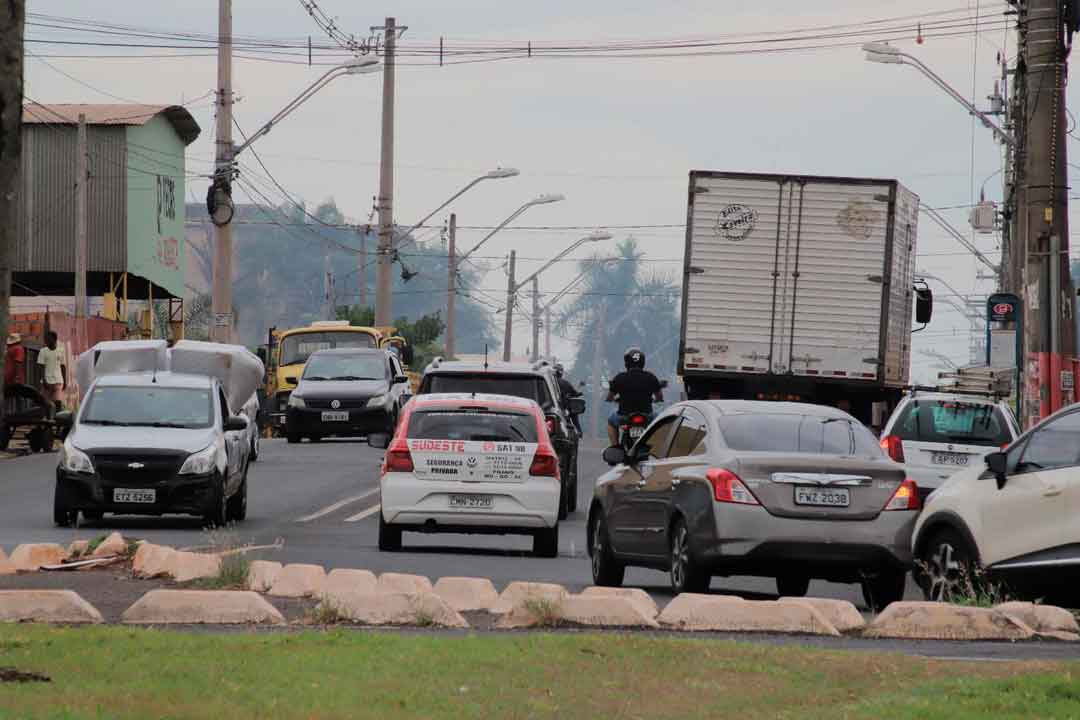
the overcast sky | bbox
[25,1,1075,380]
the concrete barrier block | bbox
[433,577,499,612]
[781,597,865,633]
[0,590,103,624]
[268,564,327,598]
[322,591,468,628]
[490,582,569,615]
[90,532,128,558]
[323,569,377,599]
[376,573,433,595]
[167,551,223,583]
[132,544,177,578]
[658,594,840,636]
[995,602,1080,635]
[864,601,1035,641]
[67,540,90,558]
[497,595,658,629]
[122,590,285,625]
[246,560,284,592]
[0,549,16,576]
[580,587,659,619]
[9,543,68,571]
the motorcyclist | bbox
[553,363,582,434]
[605,347,664,446]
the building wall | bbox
[13,124,127,275]
[125,114,187,299]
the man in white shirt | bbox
[37,331,67,417]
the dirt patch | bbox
[0,667,50,683]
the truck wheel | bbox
[533,524,559,558]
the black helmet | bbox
[553,363,565,377]
[624,347,645,370]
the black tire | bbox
[670,518,709,594]
[29,426,53,453]
[557,481,569,521]
[227,472,248,522]
[590,515,624,586]
[286,432,300,444]
[0,424,11,451]
[82,511,103,522]
[203,475,229,528]
[378,512,402,551]
[53,481,77,528]
[533,524,559,558]
[862,570,908,612]
[249,434,259,462]
[567,453,579,513]
[308,434,322,443]
[776,575,811,598]
[916,528,978,603]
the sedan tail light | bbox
[529,444,560,478]
[707,468,759,505]
[879,434,905,463]
[883,478,921,511]
[383,436,414,473]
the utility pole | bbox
[445,213,457,358]
[589,303,606,440]
[210,0,234,342]
[531,276,540,362]
[1018,0,1075,424]
[0,0,26,425]
[74,113,88,353]
[373,17,397,327]
[359,231,368,308]
[323,253,333,320]
[502,250,516,361]
[545,307,551,360]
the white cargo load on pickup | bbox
[680,171,918,387]
[76,339,264,411]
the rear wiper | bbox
[304,376,329,381]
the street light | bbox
[861,42,1015,147]
[457,193,565,266]
[503,230,612,361]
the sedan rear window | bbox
[408,411,538,443]
[424,374,552,408]
[718,414,877,456]
[892,400,1012,447]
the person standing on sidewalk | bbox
[5,333,25,387]
[37,331,66,417]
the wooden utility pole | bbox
[210,0,234,342]
[445,213,457,358]
[1018,0,1075,424]
[74,113,88,353]
[373,17,397,326]
[0,0,25,425]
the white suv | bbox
[879,392,1019,501]
[911,404,1080,604]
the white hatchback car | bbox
[879,392,1019,501]
[912,403,1080,604]
[373,393,562,557]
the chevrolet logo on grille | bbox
[127,462,145,469]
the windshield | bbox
[304,354,386,381]
[892,399,1012,447]
[718,414,880,456]
[425,374,553,408]
[408,410,538,443]
[81,386,214,429]
[279,331,376,366]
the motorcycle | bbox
[618,412,651,451]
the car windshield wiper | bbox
[304,376,330,381]
[144,422,199,429]
[330,376,379,381]
[83,420,136,426]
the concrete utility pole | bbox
[589,303,606,440]
[359,231,368,308]
[502,250,516,361]
[545,307,551,360]
[210,0,234,342]
[0,0,26,424]
[531,276,540,362]
[373,17,397,327]
[1018,0,1075,423]
[445,213,457,358]
[74,113,88,352]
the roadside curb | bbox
[0,590,103,624]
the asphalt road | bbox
[0,438,926,611]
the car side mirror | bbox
[225,415,249,432]
[368,433,391,450]
[915,286,934,324]
[392,375,409,385]
[567,397,586,415]
[54,410,74,428]
[602,446,627,466]
[985,451,1008,489]
[285,376,298,385]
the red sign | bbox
[993,303,1013,316]
[409,439,466,453]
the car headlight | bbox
[179,445,218,476]
[288,394,306,408]
[60,440,94,474]
[367,393,389,408]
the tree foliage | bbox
[335,304,446,369]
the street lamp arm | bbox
[515,237,589,290]
[457,203,531,265]
[393,176,487,248]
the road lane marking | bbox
[344,504,382,522]
[296,488,379,523]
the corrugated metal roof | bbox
[22,103,201,145]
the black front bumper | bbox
[56,468,217,517]
[285,405,393,437]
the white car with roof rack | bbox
[370,392,562,557]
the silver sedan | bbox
[587,400,921,609]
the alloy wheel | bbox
[591,520,604,579]
[671,527,689,590]
[926,541,964,601]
